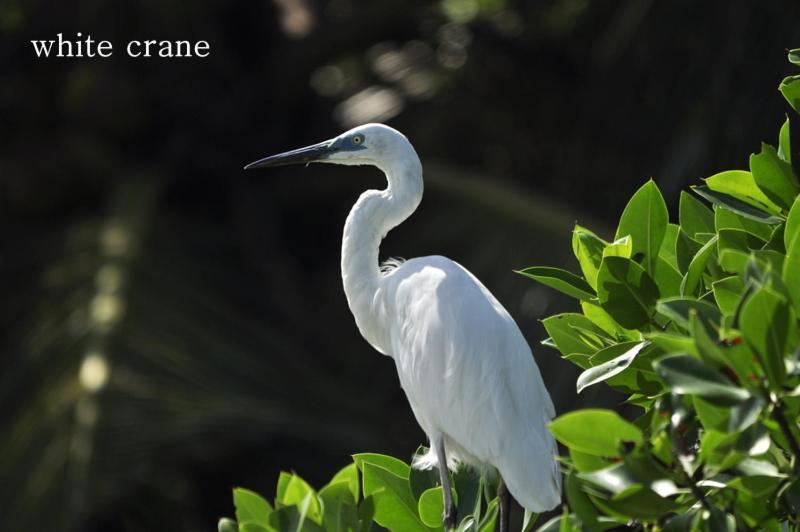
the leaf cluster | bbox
[516,53,800,530]
[218,449,518,532]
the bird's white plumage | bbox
[383,256,561,511]
[327,123,561,513]
[249,122,561,514]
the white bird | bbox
[245,123,561,530]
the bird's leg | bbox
[434,439,457,530]
[498,478,510,532]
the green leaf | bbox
[358,495,376,532]
[477,498,498,532]
[515,266,596,301]
[750,143,799,211]
[615,180,669,274]
[596,257,659,329]
[240,523,273,532]
[679,191,715,238]
[653,353,751,406]
[522,511,539,532]
[715,206,774,241]
[453,467,481,525]
[780,74,800,113]
[275,475,322,524]
[535,514,581,532]
[549,409,642,457]
[713,275,745,316]
[542,313,609,357]
[660,223,680,269]
[740,287,793,390]
[327,463,360,502]
[718,228,765,258]
[602,235,633,259]
[689,311,725,367]
[576,342,648,393]
[646,332,696,355]
[572,225,606,290]
[409,448,439,501]
[361,462,429,531]
[727,475,783,498]
[718,248,751,276]
[729,396,766,432]
[353,453,411,480]
[234,488,273,526]
[676,228,702,274]
[580,301,638,340]
[779,117,792,163]
[417,487,445,528]
[569,448,611,473]
[785,232,800,311]
[319,482,359,532]
[785,196,800,251]
[586,479,678,520]
[763,224,786,252]
[702,426,772,473]
[693,186,783,224]
[655,297,722,330]
[704,169,783,214]
[268,505,324,532]
[653,257,682,298]
[565,471,600,531]
[693,395,730,431]
[680,235,718,296]
[578,462,641,496]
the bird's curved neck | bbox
[341,157,423,354]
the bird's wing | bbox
[382,256,560,511]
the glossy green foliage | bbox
[518,55,800,530]
[219,451,506,532]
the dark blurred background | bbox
[2,0,799,530]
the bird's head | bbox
[244,123,416,171]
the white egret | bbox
[245,123,561,530]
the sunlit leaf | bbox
[615,180,669,274]
[653,353,751,406]
[319,482,359,532]
[740,287,793,390]
[417,487,446,528]
[749,143,799,211]
[234,488,273,526]
[679,191,715,238]
[780,74,800,113]
[354,453,411,480]
[693,186,783,224]
[596,257,659,329]
[576,342,648,393]
[704,170,783,215]
[361,463,429,531]
[572,225,606,290]
[549,409,642,457]
[680,235,717,296]
[515,266,596,301]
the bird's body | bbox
[374,256,561,512]
[246,123,561,526]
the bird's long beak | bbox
[244,140,336,170]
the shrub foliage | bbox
[219,52,800,531]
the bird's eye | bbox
[352,135,363,145]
